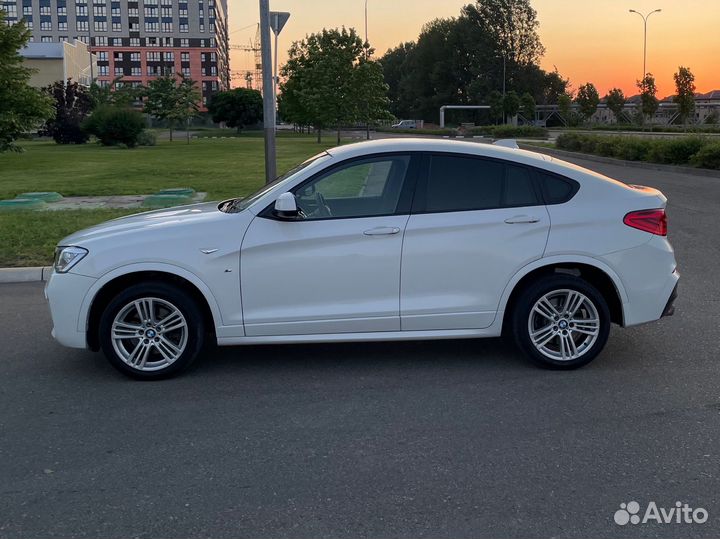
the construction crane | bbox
[230,24,262,92]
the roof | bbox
[20,42,64,59]
[325,137,552,164]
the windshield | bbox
[219,151,330,213]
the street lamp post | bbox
[628,8,662,79]
[364,0,370,140]
[259,0,276,184]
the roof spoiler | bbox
[492,139,519,149]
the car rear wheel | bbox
[512,275,611,369]
[99,282,205,379]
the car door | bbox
[241,153,419,336]
[400,153,551,331]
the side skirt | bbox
[216,325,504,346]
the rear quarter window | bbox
[537,171,580,204]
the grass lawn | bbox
[0,135,336,267]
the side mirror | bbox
[273,192,299,219]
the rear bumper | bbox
[662,281,678,317]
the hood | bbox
[59,202,226,246]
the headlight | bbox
[53,246,88,273]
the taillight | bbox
[623,209,667,236]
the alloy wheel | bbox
[110,297,188,372]
[527,289,601,361]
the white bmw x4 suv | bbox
[46,139,678,379]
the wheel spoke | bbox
[572,319,600,336]
[157,311,184,332]
[531,324,556,348]
[563,333,578,358]
[126,340,145,365]
[564,291,585,318]
[533,298,559,322]
[156,337,181,362]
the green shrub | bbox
[690,143,720,169]
[646,136,707,165]
[83,105,146,147]
[468,125,548,139]
[613,138,651,161]
[595,137,619,157]
[137,130,157,146]
[556,133,584,151]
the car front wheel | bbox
[512,275,611,369]
[99,282,205,379]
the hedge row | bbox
[553,124,720,134]
[468,125,548,139]
[555,133,720,169]
[377,125,548,139]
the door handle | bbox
[504,215,540,224]
[363,226,401,236]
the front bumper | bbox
[45,270,98,348]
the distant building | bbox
[531,91,720,127]
[3,0,230,108]
[20,39,97,88]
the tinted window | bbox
[421,156,540,213]
[292,155,410,220]
[538,171,578,204]
[425,156,504,212]
[505,165,539,207]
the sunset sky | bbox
[228,0,720,98]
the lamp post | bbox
[364,0,369,57]
[259,0,276,183]
[628,8,662,79]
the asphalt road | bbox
[1,155,719,539]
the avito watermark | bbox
[614,501,708,526]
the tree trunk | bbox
[337,126,341,145]
[316,127,321,143]
[169,128,173,142]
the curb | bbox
[0,266,52,284]
[520,144,720,179]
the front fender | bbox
[76,262,226,334]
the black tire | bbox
[511,274,611,369]
[98,281,205,380]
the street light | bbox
[628,8,662,79]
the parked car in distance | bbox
[392,120,417,129]
[46,139,678,379]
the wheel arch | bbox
[499,256,627,333]
[81,265,222,351]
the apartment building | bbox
[3,0,230,107]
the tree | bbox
[40,79,94,144]
[280,27,388,143]
[520,92,536,124]
[575,83,600,122]
[171,75,201,144]
[673,66,696,126]
[207,88,263,132]
[463,0,545,66]
[380,42,415,119]
[353,58,392,135]
[379,1,565,123]
[637,73,659,125]
[605,88,626,123]
[503,91,521,124]
[487,90,504,124]
[143,74,200,142]
[0,12,54,152]
[89,77,142,107]
[82,105,145,147]
[557,92,573,125]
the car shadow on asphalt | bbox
[192,337,532,377]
